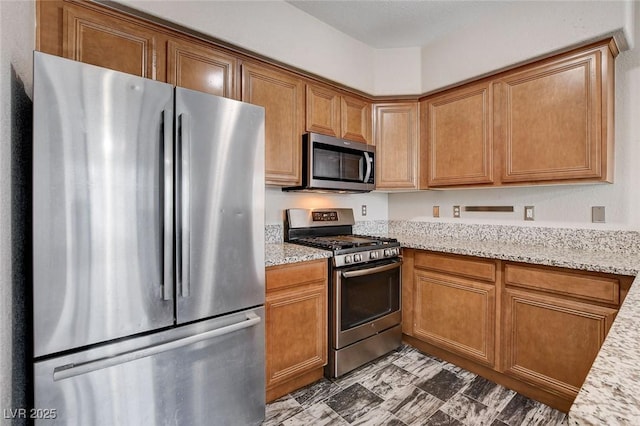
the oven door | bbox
[332,258,402,349]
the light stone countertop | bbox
[392,233,640,276]
[265,242,331,267]
[568,273,640,425]
[265,227,640,424]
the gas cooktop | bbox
[284,208,400,267]
[293,234,399,252]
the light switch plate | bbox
[433,206,440,218]
[592,206,605,223]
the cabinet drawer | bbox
[415,251,496,282]
[504,263,620,305]
[266,259,327,292]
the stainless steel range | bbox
[285,208,402,377]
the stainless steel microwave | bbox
[283,133,375,193]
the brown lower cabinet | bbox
[265,259,328,402]
[403,248,633,412]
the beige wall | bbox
[0,0,35,416]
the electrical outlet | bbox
[361,205,367,216]
[592,206,605,223]
[524,206,535,221]
[453,205,460,218]
[433,206,440,218]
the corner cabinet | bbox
[265,259,328,402]
[413,252,497,367]
[422,81,493,187]
[501,263,621,401]
[241,62,305,186]
[495,41,617,184]
[373,102,419,189]
[404,248,633,411]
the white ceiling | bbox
[286,0,525,49]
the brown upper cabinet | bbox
[373,102,420,189]
[422,81,493,187]
[495,41,616,184]
[306,84,372,144]
[55,2,161,79]
[242,62,305,186]
[420,39,617,188]
[39,1,617,190]
[166,39,239,99]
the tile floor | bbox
[264,345,568,426]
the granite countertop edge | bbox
[265,242,332,267]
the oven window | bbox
[340,265,400,331]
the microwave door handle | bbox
[363,152,372,183]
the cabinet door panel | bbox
[497,49,605,182]
[341,95,371,144]
[306,85,340,137]
[426,82,493,186]
[167,39,237,98]
[63,5,156,78]
[265,284,327,387]
[414,270,495,366]
[242,63,304,185]
[374,102,419,189]
[502,287,616,399]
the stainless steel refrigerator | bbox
[32,52,265,425]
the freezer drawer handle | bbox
[52,312,261,382]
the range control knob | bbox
[369,251,378,260]
[383,249,390,257]
[344,255,352,264]
[354,254,362,262]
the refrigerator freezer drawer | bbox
[34,307,265,425]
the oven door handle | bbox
[341,260,402,278]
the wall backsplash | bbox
[264,187,389,225]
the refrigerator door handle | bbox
[52,312,261,382]
[162,109,173,301]
[177,113,191,298]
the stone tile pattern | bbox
[264,345,567,426]
[266,224,284,244]
[353,220,389,236]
